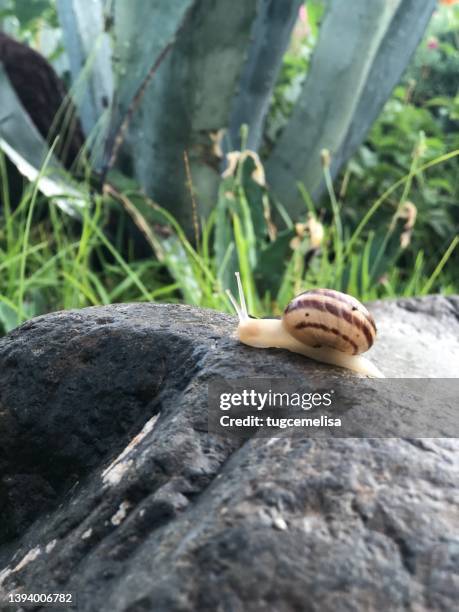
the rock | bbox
[369,295,459,377]
[0,297,458,611]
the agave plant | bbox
[0,0,437,228]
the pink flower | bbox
[427,37,439,49]
[299,5,308,23]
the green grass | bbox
[0,160,175,333]
[1,145,458,336]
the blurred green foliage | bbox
[341,4,459,278]
[407,5,459,102]
[0,0,57,39]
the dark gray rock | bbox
[0,297,458,612]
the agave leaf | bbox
[0,63,55,171]
[254,228,295,296]
[0,64,86,216]
[161,236,203,305]
[227,0,303,152]
[110,0,193,116]
[266,0,436,217]
[0,139,86,216]
[328,0,437,190]
[56,0,114,139]
[102,0,195,170]
[128,0,258,231]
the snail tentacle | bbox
[226,272,249,322]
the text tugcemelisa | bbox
[220,414,342,429]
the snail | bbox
[227,273,384,378]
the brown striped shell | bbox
[283,289,377,355]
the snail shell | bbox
[283,288,377,355]
[227,273,383,377]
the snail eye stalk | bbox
[226,272,249,322]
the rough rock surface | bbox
[0,296,458,612]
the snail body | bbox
[227,274,384,378]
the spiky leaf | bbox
[0,63,86,215]
[56,0,113,140]
[102,0,194,171]
[266,0,436,217]
[228,0,303,152]
[127,0,258,230]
